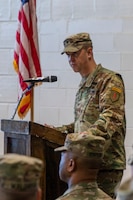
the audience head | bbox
[0,153,43,200]
[55,132,105,185]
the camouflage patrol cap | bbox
[116,178,133,200]
[0,153,43,192]
[55,132,105,159]
[61,32,92,54]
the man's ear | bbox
[87,47,93,58]
[67,158,75,172]
[36,187,42,200]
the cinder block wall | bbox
[0,0,133,184]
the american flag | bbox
[13,0,42,118]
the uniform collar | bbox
[79,64,102,88]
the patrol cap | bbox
[61,32,92,54]
[54,132,105,159]
[0,153,43,191]
[116,178,133,200]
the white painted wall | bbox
[0,0,133,189]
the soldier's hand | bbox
[44,123,55,129]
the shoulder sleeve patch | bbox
[110,87,121,102]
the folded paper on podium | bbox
[1,119,67,200]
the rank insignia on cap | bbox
[110,87,121,102]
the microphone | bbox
[23,76,57,83]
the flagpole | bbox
[30,87,34,122]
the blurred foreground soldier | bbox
[116,178,133,200]
[46,32,126,198]
[0,153,43,200]
[128,148,133,176]
[116,149,133,200]
[55,132,113,200]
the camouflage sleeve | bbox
[55,123,74,134]
[87,74,126,140]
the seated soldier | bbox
[128,148,133,176]
[116,150,133,200]
[116,178,133,200]
[54,132,113,200]
[0,153,43,200]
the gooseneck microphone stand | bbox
[11,83,35,120]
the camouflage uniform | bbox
[55,132,113,200]
[57,32,126,198]
[0,153,43,192]
[56,182,113,200]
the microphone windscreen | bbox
[51,76,57,82]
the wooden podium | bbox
[1,119,67,200]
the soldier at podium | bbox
[45,32,126,198]
[54,132,113,200]
[0,153,43,200]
